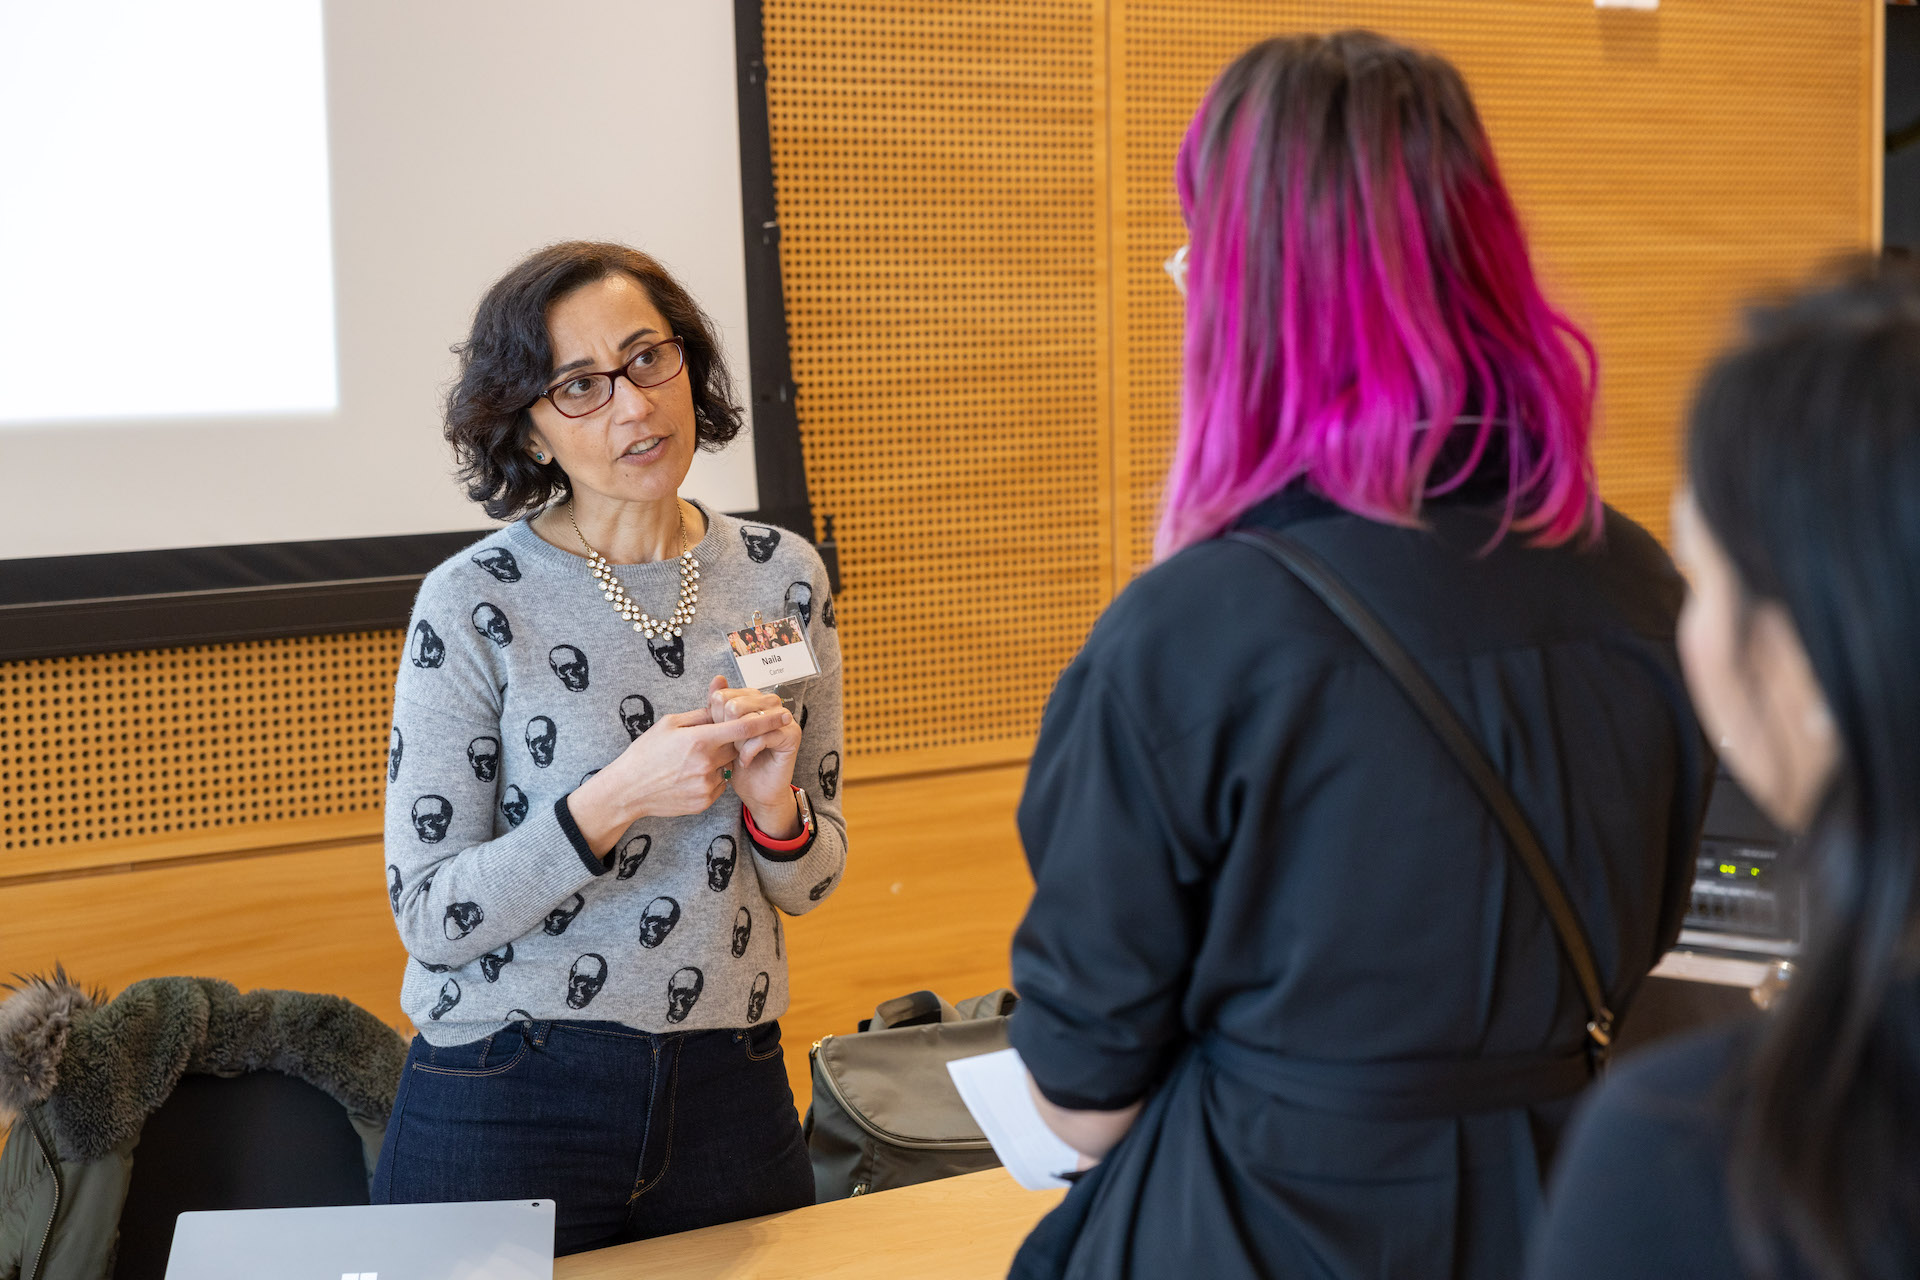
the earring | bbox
[534,451,547,463]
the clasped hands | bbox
[569,675,803,854]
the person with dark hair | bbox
[1530,258,1920,1280]
[373,241,845,1253]
[1005,32,1711,1278]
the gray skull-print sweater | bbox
[383,504,846,1046]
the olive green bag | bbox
[802,988,1018,1201]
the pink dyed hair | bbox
[1157,31,1599,560]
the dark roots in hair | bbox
[444,241,743,521]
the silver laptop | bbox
[164,1199,554,1280]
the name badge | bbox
[727,613,821,689]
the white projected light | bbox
[0,2,758,559]
[0,2,336,423]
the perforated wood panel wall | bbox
[0,2,1875,876]
[0,631,399,876]
[1111,1,1877,575]
[762,1,1112,774]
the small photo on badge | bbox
[727,614,821,689]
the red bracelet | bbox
[743,787,810,851]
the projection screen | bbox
[0,0,763,563]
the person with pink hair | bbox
[1004,30,1711,1279]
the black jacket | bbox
[1008,485,1712,1280]
[0,973,405,1280]
[1529,1020,1767,1280]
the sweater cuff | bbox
[744,790,817,863]
[555,795,614,876]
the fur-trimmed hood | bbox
[0,969,406,1163]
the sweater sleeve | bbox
[749,554,847,915]
[383,583,606,969]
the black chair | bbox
[113,1071,372,1280]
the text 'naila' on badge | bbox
[727,614,820,689]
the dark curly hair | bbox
[445,241,744,520]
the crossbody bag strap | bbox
[1227,528,1615,1070]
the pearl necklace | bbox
[569,503,701,639]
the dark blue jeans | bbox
[371,1019,814,1256]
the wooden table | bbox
[553,1169,1066,1279]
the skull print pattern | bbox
[411,796,453,843]
[566,954,607,1010]
[739,525,781,563]
[409,620,445,668]
[638,896,681,948]
[428,978,461,1021]
[646,631,685,678]
[472,603,513,647]
[388,515,846,1041]
[619,694,655,739]
[549,645,591,691]
[666,967,705,1023]
[471,546,521,582]
[784,581,813,628]
[525,716,557,767]
[466,736,500,782]
[479,943,514,982]
[706,835,737,891]
[543,893,586,936]
[616,834,651,880]
[747,972,770,1023]
[443,901,484,940]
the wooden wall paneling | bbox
[763,1,1113,781]
[1109,1,1876,577]
[0,765,1036,1113]
[0,843,412,1029]
[0,0,1125,878]
[780,762,1033,1105]
[1875,0,1888,252]
[0,632,398,876]
[1478,1,1876,541]
[0,2,1875,1138]
[1108,0,1198,586]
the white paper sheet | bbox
[946,1048,1085,1191]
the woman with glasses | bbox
[1531,261,1920,1280]
[372,241,844,1253]
[1005,31,1710,1279]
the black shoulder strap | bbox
[1227,527,1615,1069]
